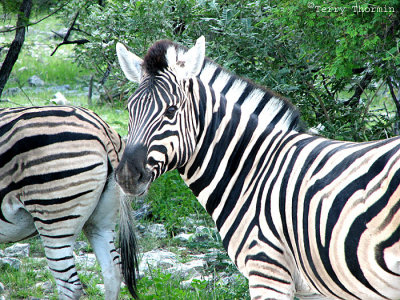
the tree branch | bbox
[320,74,333,98]
[307,82,331,122]
[50,11,89,56]
[100,63,112,85]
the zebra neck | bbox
[179,61,301,217]
[179,87,246,215]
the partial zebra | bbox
[115,36,400,300]
[0,106,138,299]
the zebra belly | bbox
[0,194,36,243]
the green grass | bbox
[146,170,213,235]
[137,269,249,300]
[88,103,130,137]
[0,257,56,299]
[8,47,89,87]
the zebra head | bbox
[115,37,205,196]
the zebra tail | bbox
[119,194,139,299]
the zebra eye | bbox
[165,105,178,119]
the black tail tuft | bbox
[119,195,139,299]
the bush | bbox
[60,0,400,142]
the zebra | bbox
[0,106,138,299]
[115,36,400,300]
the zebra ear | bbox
[174,36,205,79]
[116,42,143,83]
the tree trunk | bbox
[344,71,374,108]
[388,77,400,119]
[0,0,33,99]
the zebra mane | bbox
[143,40,175,76]
[143,39,303,132]
[199,59,304,132]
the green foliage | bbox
[0,0,63,21]
[0,0,21,14]
[265,0,400,140]
[61,0,400,142]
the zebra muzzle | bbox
[115,143,152,196]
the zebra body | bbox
[0,106,130,299]
[115,37,400,299]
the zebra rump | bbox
[0,106,138,299]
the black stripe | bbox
[188,99,228,189]
[0,108,76,139]
[24,151,96,169]
[40,233,75,239]
[248,284,287,296]
[324,145,400,243]
[344,156,400,297]
[0,132,102,169]
[253,92,273,116]
[245,252,291,276]
[33,215,81,225]
[58,284,76,295]
[68,272,79,281]
[376,225,400,275]
[24,189,94,206]
[49,264,75,273]
[44,244,71,250]
[290,138,336,294]
[303,143,400,299]
[213,110,258,222]
[46,255,74,262]
[236,84,253,106]
[220,76,235,95]
[208,67,222,87]
[201,103,242,213]
[248,271,291,285]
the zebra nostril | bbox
[137,170,143,182]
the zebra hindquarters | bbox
[83,177,122,300]
[27,152,110,299]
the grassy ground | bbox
[0,13,249,300]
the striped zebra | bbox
[0,106,138,299]
[115,36,400,299]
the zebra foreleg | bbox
[83,178,121,300]
[246,256,295,300]
[248,273,294,300]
